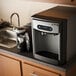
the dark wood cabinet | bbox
[29,0,76,5]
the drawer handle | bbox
[71,0,74,2]
[31,72,38,76]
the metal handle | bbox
[31,72,38,76]
[71,0,74,2]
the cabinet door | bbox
[30,0,76,5]
[22,63,60,76]
[50,0,76,5]
[0,55,21,76]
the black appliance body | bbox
[32,6,76,65]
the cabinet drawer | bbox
[22,63,60,76]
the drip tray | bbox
[36,51,58,60]
[34,51,59,65]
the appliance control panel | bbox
[32,19,59,33]
[37,25,53,31]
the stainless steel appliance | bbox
[10,13,32,52]
[15,25,32,52]
[16,28,30,52]
[32,6,76,65]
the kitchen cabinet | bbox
[22,61,76,76]
[0,49,76,76]
[0,54,21,76]
[30,0,76,5]
[22,62,61,76]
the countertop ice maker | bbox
[32,6,76,65]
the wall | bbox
[0,0,58,26]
